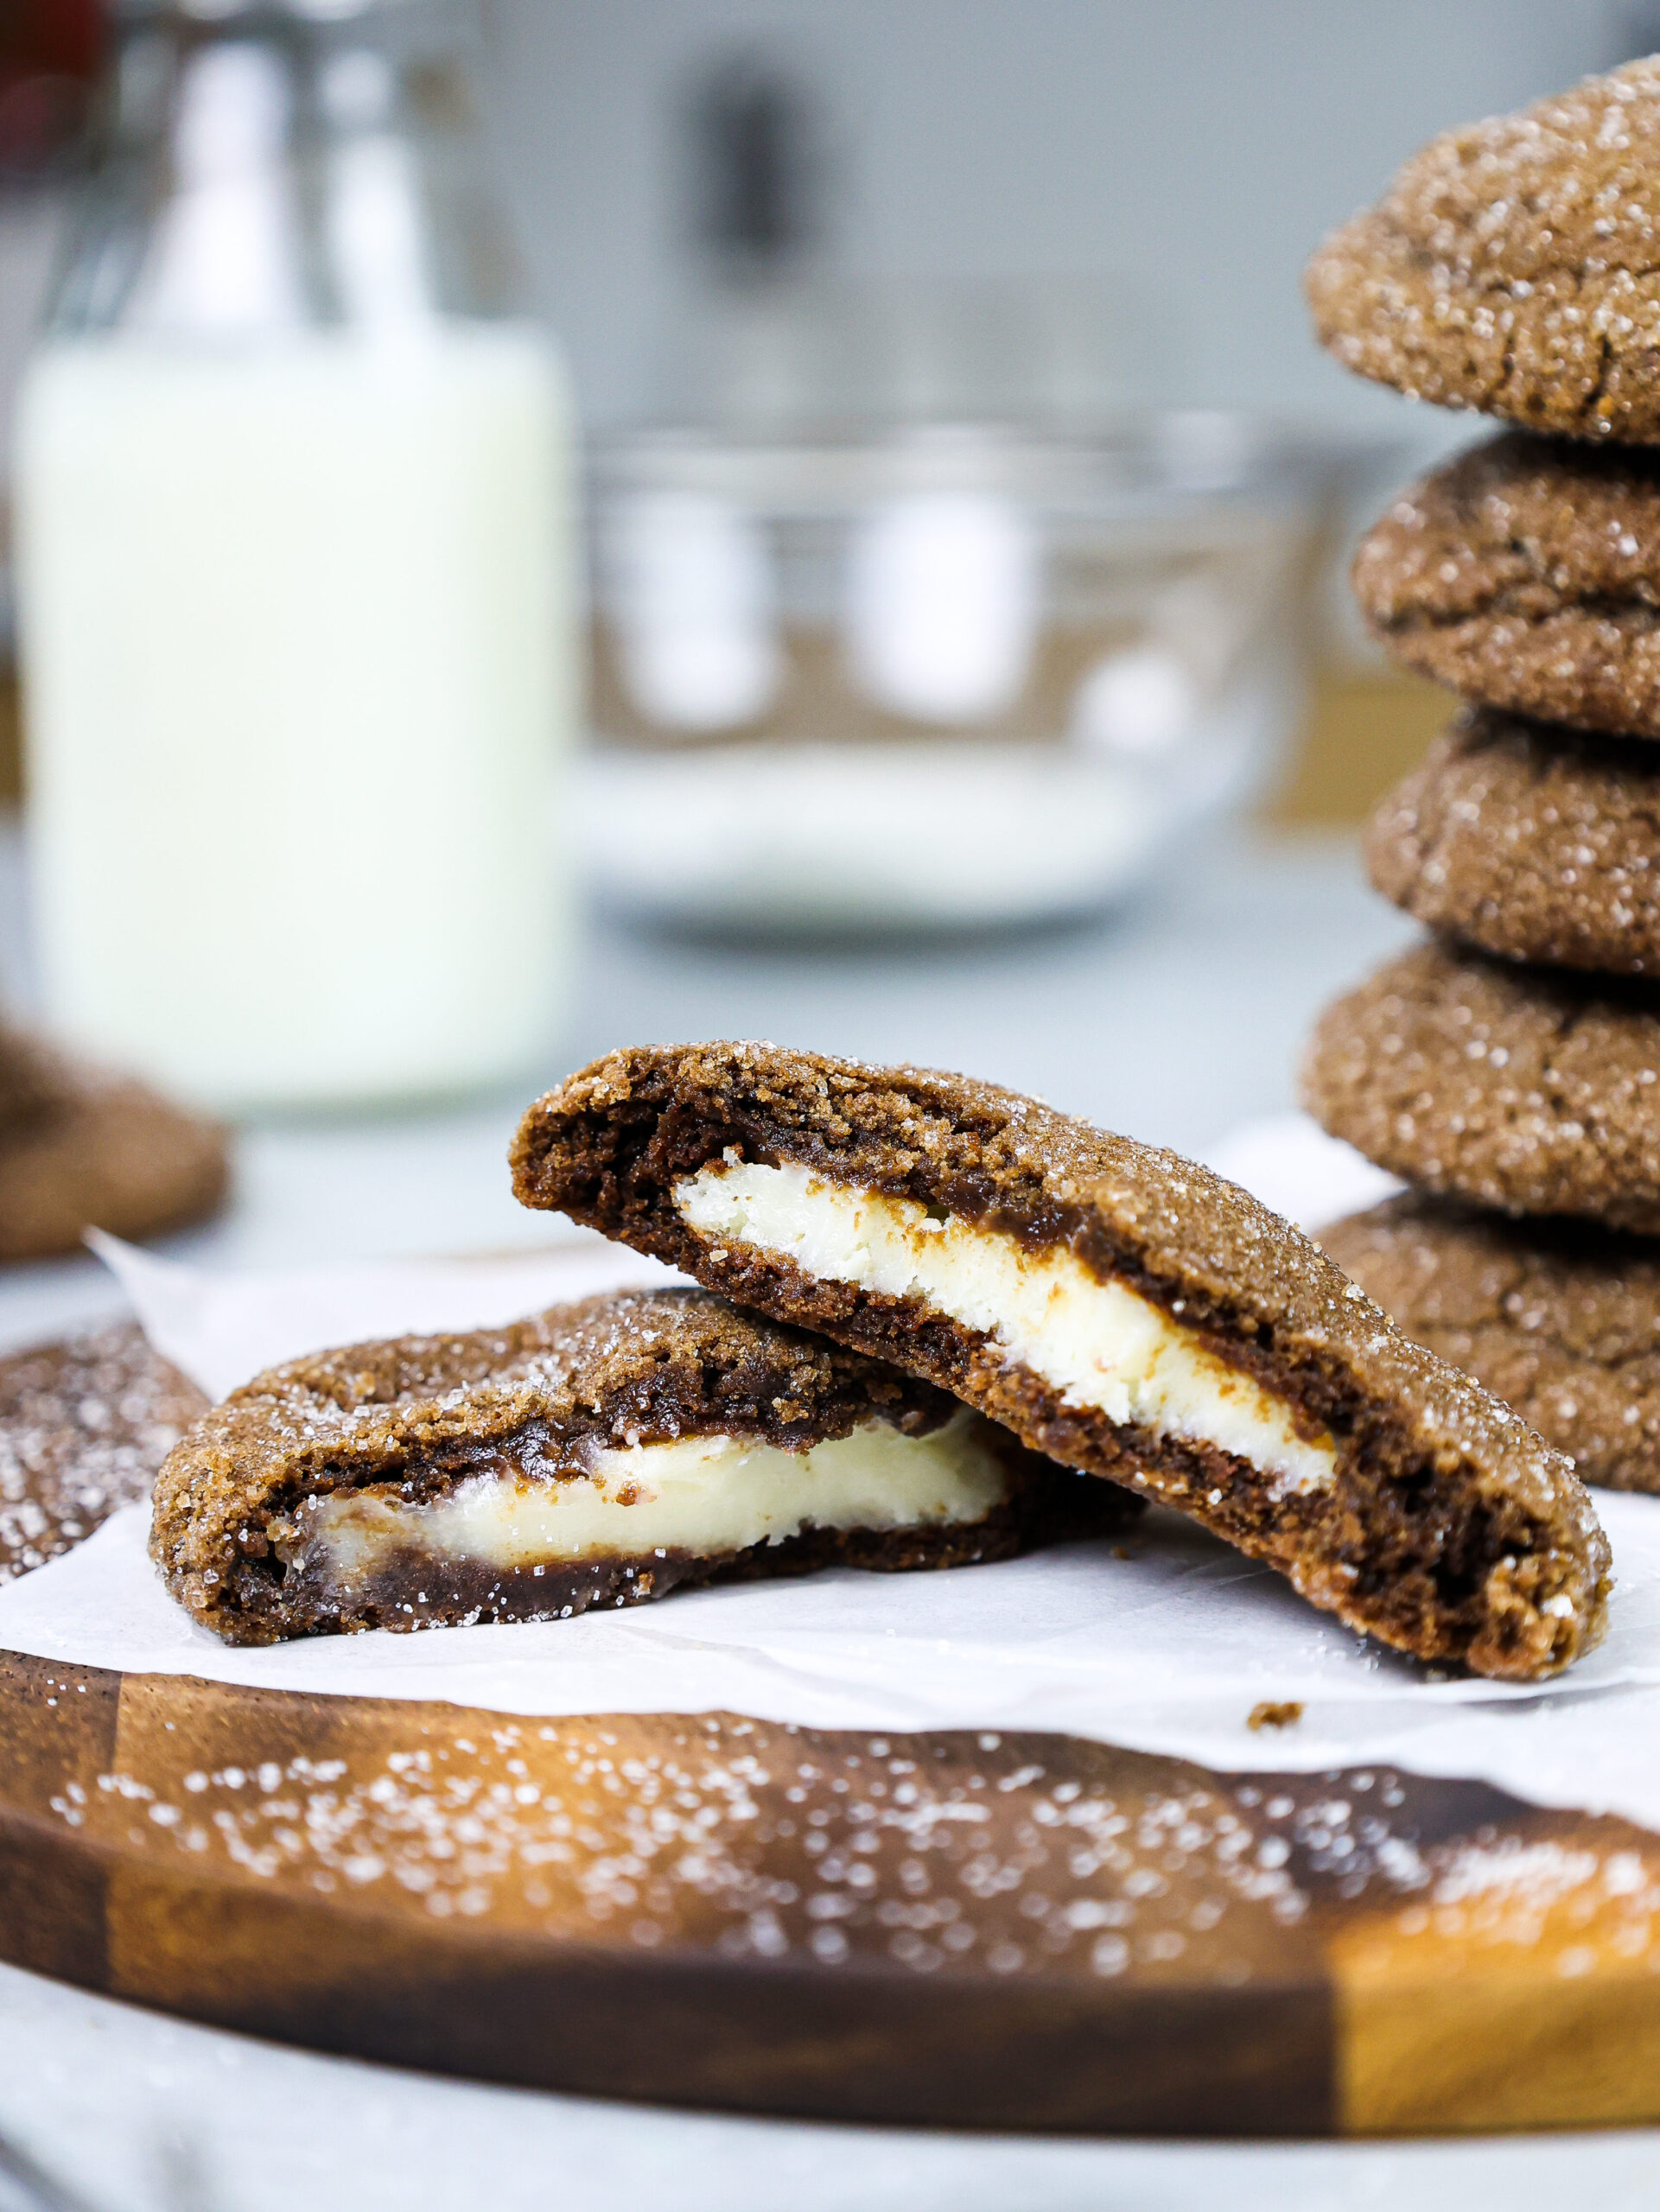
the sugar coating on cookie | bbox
[0,1320,207,1584]
[1368,709,1660,975]
[512,1042,1611,1680]
[1306,59,1660,441]
[1305,939,1660,1233]
[1353,435,1660,735]
[151,1287,1114,1646]
[1324,1193,1660,1496]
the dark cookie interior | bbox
[266,1485,1097,1640]
[153,1287,1121,1645]
[512,1044,1608,1680]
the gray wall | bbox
[480,0,1622,439]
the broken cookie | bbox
[151,1287,1116,1646]
[512,1042,1611,1680]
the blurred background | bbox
[3,1,1646,834]
[0,0,1650,1294]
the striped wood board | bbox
[2,1648,1658,2136]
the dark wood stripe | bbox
[3,1656,1658,2133]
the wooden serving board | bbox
[2,1321,1657,2139]
[3,1646,1660,2139]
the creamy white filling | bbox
[297,1407,1008,1585]
[675,1159,1335,1496]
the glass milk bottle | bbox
[13,0,575,1110]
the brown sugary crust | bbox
[1352,435,1660,735]
[1305,60,1660,442]
[511,1043,1611,1680]
[1367,709,1660,975]
[152,1287,1115,1646]
[1305,940,1660,1234]
[0,1320,207,1582]
[1324,1194,1660,1496]
[0,1027,227,1262]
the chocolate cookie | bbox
[511,1042,1611,1679]
[0,1319,207,1582]
[1305,939,1660,1232]
[1323,1193,1660,1495]
[0,1026,228,1261]
[1353,434,1660,734]
[153,1287,1114,1646]
[1367,709,1660,974]
[1306,58,1660,441]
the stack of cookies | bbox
[1302,58,1660,1497]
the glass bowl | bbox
[580,416,1332,934]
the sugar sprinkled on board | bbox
[43,1707,1660,1990]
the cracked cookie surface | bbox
[1353,435,1660,734]
[1324,1194,1660,1494]
[1367,709,1660,974]
[1306,58,1660,442]
[1305,940,1660,1232]
[0,1320,207,1582]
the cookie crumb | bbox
[1247,1701,1304,1732]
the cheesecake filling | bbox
[675,1159,1337,1496]
[283,1406,1010,1589]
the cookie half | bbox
[511,1043,1610,1679]
[1352,434,1660,735]
[0,1026,228,1261]
[152,1288,1114,1646]
[1305,939,1660,1232]
[1367,709,1660,975]
[1324,1193,1660,1496]
[1306,59,1660,441]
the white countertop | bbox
[4,1951,1660,2212]
[3,825,1657,2209]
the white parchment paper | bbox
[3,1124,1659,1831]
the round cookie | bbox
[0,1027,229,1261]
[1352,433,1660,735]
[1306,58,1660,442]
[1367,708,1660,974]
[1323,1193,1660,1494]
[1302,938,1660,1233]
